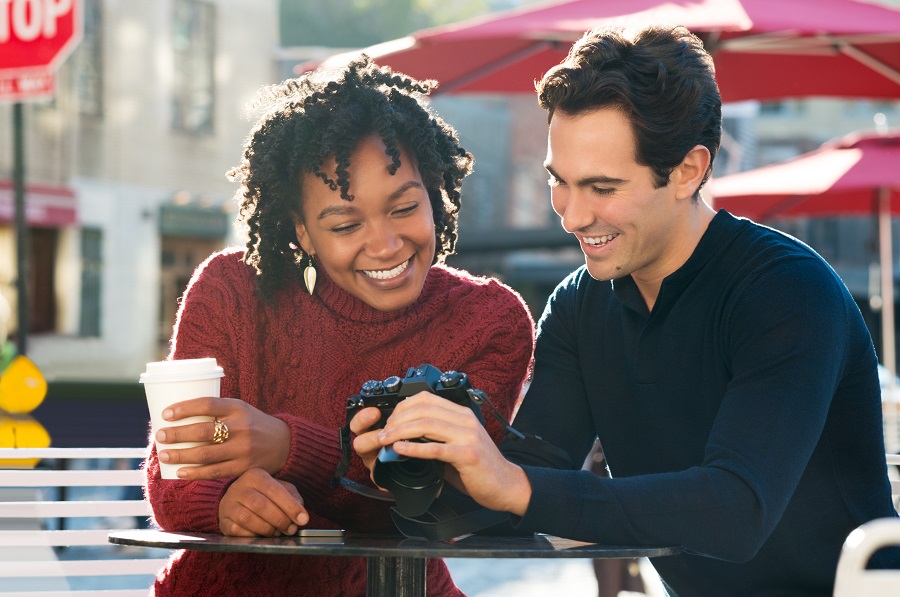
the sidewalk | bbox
[446,558,599,596]
[445,557,666,596]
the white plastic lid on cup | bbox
[139,358,224,383]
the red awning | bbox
[302,0,900,101]
[0,180,77,227]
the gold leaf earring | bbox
[303,254,317,295]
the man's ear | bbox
[673,145,711,200]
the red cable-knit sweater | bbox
[145,248,535,597]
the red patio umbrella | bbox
[301,0,900,101]
[711,131,900,219]
[710,130,900,372]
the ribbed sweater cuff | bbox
[275,413,345,503]
[184,481,232,533]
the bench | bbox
[0,447,169,597]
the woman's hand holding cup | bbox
[156,395,291,481]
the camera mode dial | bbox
[361,380,384,396]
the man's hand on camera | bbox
[361,391,532,516]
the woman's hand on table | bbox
[155,396,291,480]
[218,468,309,537]
[351,392,532,516]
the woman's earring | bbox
[303,254,317,295]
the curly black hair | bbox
[227,56,474,301]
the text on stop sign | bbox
[0,0,73,43]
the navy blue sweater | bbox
[507,210,899,596]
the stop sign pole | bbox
[1,0,82,356]
[12,103,26,357]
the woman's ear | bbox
[673,144,711,200]
[294,220,313,255]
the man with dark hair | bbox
[354,24,900,595]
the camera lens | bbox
[373,447,445,517]
[393,459,433,482]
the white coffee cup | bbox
[140,358,225,479]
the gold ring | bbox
[212,419,229,444]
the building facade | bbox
[0,0,279,383]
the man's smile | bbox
[580,233,620,247]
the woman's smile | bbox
[360,257,412,281]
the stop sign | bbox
[0,0,81,72]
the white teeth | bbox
[583,233,619,246]
[362,259,410,280]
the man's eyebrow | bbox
[544,164,627,187]
[576,174,628,186]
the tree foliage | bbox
[279,0,493,47]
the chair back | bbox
[834,517,900,597]
[0,447,166,597]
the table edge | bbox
[108,529,682,559]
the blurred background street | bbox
[1,1,900,594]
[447,557,666,596]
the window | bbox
[807,219,841,263]
[79,228,103,337]
[75,0,104,117]
[158,236,221,355]
[30,228,58,334]
[843,99,900,119]
[171,0,216,134]
[758,100,805,116]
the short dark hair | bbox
[227,56,474,301]
[536,25,721,194]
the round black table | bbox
[109,529,681,596]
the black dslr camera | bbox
[336,364,487,517]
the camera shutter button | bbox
[439,371,462,387]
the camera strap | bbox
[332,423,353,488]
[388,495,511,541]
[337,477,395,501]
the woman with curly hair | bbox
[143,56,535,596]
